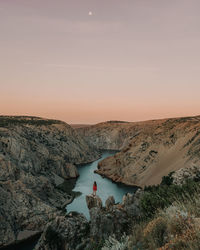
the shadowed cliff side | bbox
[0,116,100,247]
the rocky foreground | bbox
[34,190,143,250]
[0,116,99,247]
[34,165,200,250]
[77,116,200,187]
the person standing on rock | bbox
[93,181,97,196]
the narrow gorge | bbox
[1,115,200,249]
[77,116,200,187]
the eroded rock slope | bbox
[78,116,200,187]
[0,116,99,247]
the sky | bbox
[0,0,200,124]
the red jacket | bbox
[93,184,97,191]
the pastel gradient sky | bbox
[1,0,200,124]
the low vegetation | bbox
[128,189,200,250]
[102,172,200,249]
[0,116,62,127]
[141,177,199,218]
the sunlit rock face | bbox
[0,116,99,247]
[78,116,200,187]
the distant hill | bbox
[70,124,91,129]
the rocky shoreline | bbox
[94,168,139,187]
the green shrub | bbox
[161,171,175,186]
[140,179,200,217]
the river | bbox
[67,151,137,219]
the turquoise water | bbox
[67,151,137,219]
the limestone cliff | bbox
[76,121,133,150]
[0,116,99,247]
[77,116,200,187]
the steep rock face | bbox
[34,213,90,250]
[0,116,99,247]
[0,180,61,246]
[85,195,103,209]
[78,116,200,187]
[76,121,134,150]
[86,191,143,241]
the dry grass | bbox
[128,191,200,250]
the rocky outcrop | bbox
[35,190,143,250]
[78,116,200,187]
[0,116,99,247]
[86,191,143,241]
[0,178,64,247]
[59,163,79,179]
[85,195,103,209]
[172,165,200,185]
[105,196,115,210]
[34,213,90,250]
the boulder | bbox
[122,193,134,206]
[172,165,200,185]
[35,214,89,250]
[85,195,103,209]
[105,196,115,210]
[89,205,131,240]
[86,192,143,241]
[122,189,144,218]
[60,163,79,179]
